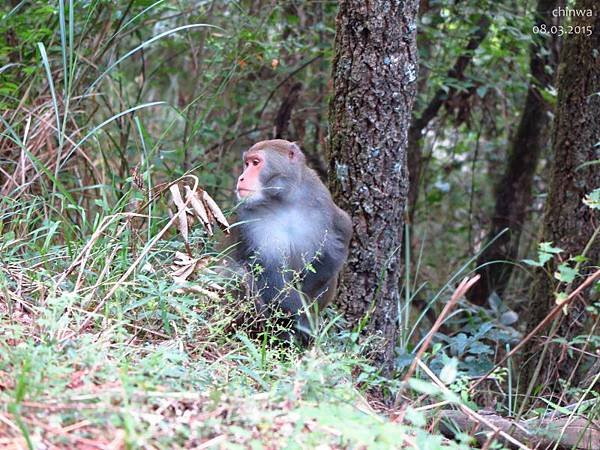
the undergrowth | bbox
[0,207,471,448]
[1,1,598,449]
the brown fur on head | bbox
[245,139,306,165]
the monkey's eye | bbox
[252,159,260,166]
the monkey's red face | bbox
[236,151,264,200]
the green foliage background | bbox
[1,1,597,448]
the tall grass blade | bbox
[86,24,221,95]
[69,0,74,82]
[121,0,166,31]
[2,0,26,21]
[59,0,68,91]
[37,42,62,148]
[59,101,167,171]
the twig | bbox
[402,275,481,384]
[469,269,600,392]
[72,176,200,335]
[418,360,531,450]
[258,55,322,120]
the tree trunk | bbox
[328,0,419,372]
[522,0,600,388]
[467,0,558,305]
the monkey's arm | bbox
[302,207,352,304]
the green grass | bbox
[0,216,472,448]
[1,2,598,448]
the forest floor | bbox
[0,234,472,449]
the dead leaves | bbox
[168,182,230,243]
[118,179,232,299]
[200,189,229,232]
[169,184,190,243]
[185,186,212,234]
[170,251,210,283]
[169,251,224,300]
[164,181,230,296]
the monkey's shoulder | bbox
[332,205,352,239]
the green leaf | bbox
[539,242,563,254]
[555,291,568,305]
[572,255,588,263]
[403,406,426,427]
[538,252,553,266]
[439,358,458,385]
[555,263,578,283]
[539,398,573,416]
[583,188,600,210]
[523,242,564,267]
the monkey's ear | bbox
[289,142,301,160]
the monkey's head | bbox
[236,139,306,205]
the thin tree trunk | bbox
[467,0,558,305]
[328,0,419,373]
[407,15,491,221]
[522,0,600,388]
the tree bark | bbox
[328,0,419,372]
[467,0,558,305]
[522,0,600,387]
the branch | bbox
[410,15,491,135]
[470,269,600,392]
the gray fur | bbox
[235,140,352,344]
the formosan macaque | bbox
[233,139,352,344]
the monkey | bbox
[232,139,352,345]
